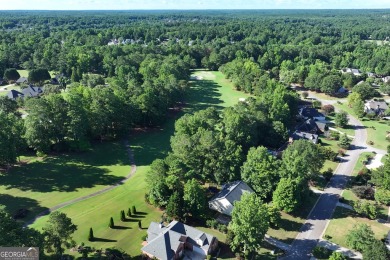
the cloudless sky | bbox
[0,0,389,10]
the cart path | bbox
[24,139,136,226]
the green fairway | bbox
[0,141,130,222]
[324,207,390,248]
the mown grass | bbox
[324,207,390,248]
[0,142,130,222]
[334,103,390,151]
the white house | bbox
[208,181,254,216]
[340,68,362,76]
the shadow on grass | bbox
[185,80,225,112]
[0,158,125,193]
[0,194,49,222]
[122,218,140,223]
[276,217,305,232]
[92,237,117,242]
[113,225,131,230]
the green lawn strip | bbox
[17,70,56,78]
[324,207,390,248]
[0,85,21,96]
[334,103,390,151]
[31,166,162,257]
[191,70,250,108]
[352,152,373,176]
[0,141,130,222]
[267,193,320,244]
[325,114,355,137]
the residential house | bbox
[290,131,319,144]
[208,181,254,216]
[298,107,326,121]
[15,77,28,85]
[22,85,43,98]
[296,118,320,134]
[367,72,376,78]
[364,100,389,116]
[142,221,218,260]
[382,76,390,83]
[7,89,24,100]
[340,68,362,76]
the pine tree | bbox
[88,227,94,241]
[127,208,131,217]
[338,134,351,149]
[132,206,136,215]
[138,220,142,229]
[109,217,114,228]
[120,210,126,221]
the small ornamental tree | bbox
[3,68,20,82]
[109,217,114,229]
[88,227,94,241]
[328,251,348,260]
[321,104,335,115]
[335,111,349,128]
[127,208,131,217]
[301,91,309,99]
[132,206,136,215]
[362,239,389,260]
[346,224,375,252]
[120,210,126,221]
[338,134,351,149]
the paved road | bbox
[281,98,386,259]
[24,139,136,227]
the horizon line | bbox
[1,8,390,11]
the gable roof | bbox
[296,118,320,134]
[210,181,254,205]
[7,89,24,100]
[16,77,28,83]
[22,85,43,97]
[365,100,389,110]
[299,107,325,119]
[291,131,319,144]
[143,221,215,260]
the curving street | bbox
[281,97,386,259]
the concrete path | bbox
[336,202,353,210]
[317,240,362,259]
[281,97,386,260]
[366,153,385,169]
[265,235,291,252]
[25,139,136,226]
[0,83,15,92]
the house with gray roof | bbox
[22,85,43,98]
[364,100,389,116]
[142,221,218,260]
[16,77,28,84]
[208,181,254,216]
[298,107,326,121]
[7,89,24,100]
[290,131,319,144]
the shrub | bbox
[217,224,227,234]
[375,188,390,205]
[322,104,335,115]
[88,227,94,242]
[36,150,47,157]
[353,200,379,219]
[206,219,218,229]
[313,100,322,109]
[323,168,333,181]
[109,217,114,228]
[329,131,340,140]
[351,186,374,200]
[329,251,348,260]
[132,206,136,215]
[127,208,131,217]
[321,147,338,160]
[338,149,345,156]
[338,134,351,149]
[138,220,142,229]
[120,210,125,221]
[312,246,332,259]
[301,91,309,99]
[141,234,147,241]
[354,168,371,185]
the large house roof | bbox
[209,181,254,205]
[142,221,215,260]
[296,118,320,134]
[16,77,28,83]
[291,131,319,144]
[365,100,389,110]
[22,86,43,97]
[299,107,325,119]
[7,89,24,99]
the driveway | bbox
[281,97,386,259]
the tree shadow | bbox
[277,217,305,232]
[185,80,225,112]
[122,218,139,223]
[0,158,125,192]
[0,194,49,222]
[92,237,117,242]
[113,225,131,230]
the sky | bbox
[0,0,389,10]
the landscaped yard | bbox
[0,85,21,96]
[28,70,247,257]
[267,193,320,244]
[334,103,390,151]
[324,207,390,248]
[325,114,355,137]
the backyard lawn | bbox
[324,207,390,248]
[0,85,21,96]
